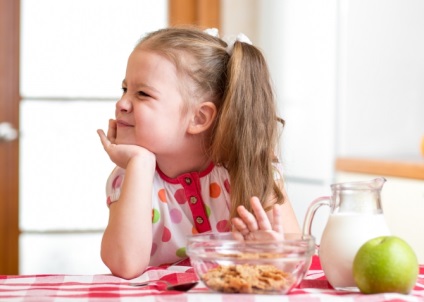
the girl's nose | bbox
[116,96,132,113]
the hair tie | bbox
[223,33,252,55]
[204,28,253,55]
[204,28,220,38]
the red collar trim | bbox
[156,162,215,184]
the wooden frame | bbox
[0,0,20,275]
[169,0,220,30]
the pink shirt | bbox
[106,163,231,266]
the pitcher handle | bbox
[302,196,331,237]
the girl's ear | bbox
[188,102,217,134]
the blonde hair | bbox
[137,27,284,218]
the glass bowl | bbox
[186,232,315,294]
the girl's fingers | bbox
[231,231,245,241]
[107,119,117,142]
[232,198,286,242]
[233,197,285,242]
[231,217,250,235]
[244,230,283,241]
[272,204,284,234]
[250,197,272,230]
[97,129,111,149]
[236,205,258,232]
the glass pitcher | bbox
[303,177,391,291]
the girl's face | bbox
[115,48,190,155]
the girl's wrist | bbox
[127,152,156,172]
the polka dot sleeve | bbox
[105,166,125,207]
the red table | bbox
[1,256,423,301]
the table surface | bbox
[1,256,423,302]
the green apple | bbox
[353,236,419,294]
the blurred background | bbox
[0,0,423,275]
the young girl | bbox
[97,27,300,279]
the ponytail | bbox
[211,41,284,218]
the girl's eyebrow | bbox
[121,79,160,94]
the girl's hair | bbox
[137,27,285,218]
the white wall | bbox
[337,0,424,158]
[221,0,258,40]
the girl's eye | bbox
[121,87,127,94]
[138,91,150,97]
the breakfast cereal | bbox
[202,263,293,294]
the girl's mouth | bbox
[116,120,133,127]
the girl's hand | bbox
[97,120,155,169]
[231,196,284,241]
[105,119,118,144]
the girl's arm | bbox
[278,188,301,233]
[97,127,156,279]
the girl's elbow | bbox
[110,264,146,280]
[101,250,148,279]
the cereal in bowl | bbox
[202,263,293,294]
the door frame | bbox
[0,0,20,275]
[169,0,220,29]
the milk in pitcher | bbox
[319,212,391,290]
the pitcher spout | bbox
[371,177,386,190]
[331,177,386,191]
